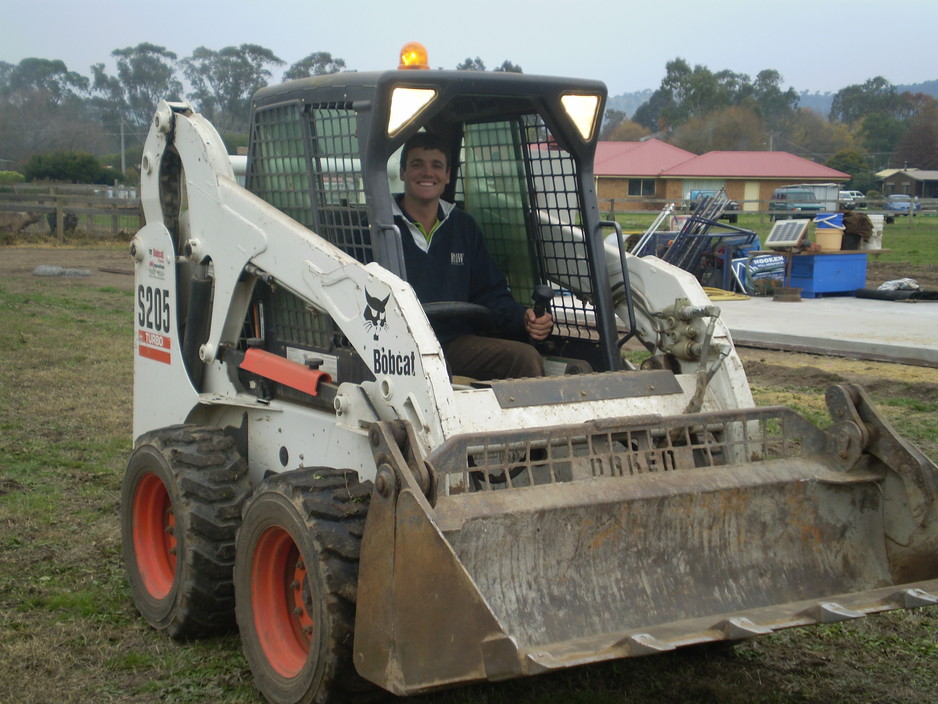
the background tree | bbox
[747,69,799,129]
[826,148,874,191]
[776,108,855,159]
[181,44,284,134]
[632,88,675,132]
[493,60,523,73]
[659,59,741,126]
[2,58,89,105]
[600,108,628,139]
[633,59,798,141]
[829,76,903,124]
[0,58,103,166]
[858,113,907,169]
[605,119,650,142]
[92,43,183,142]
[671,105,766,153]
[896,91,938,122]
[456,57,486,71]
[891,99,938,169]
[712,68,752,105]
[283,52,346,80]
[4,49,938,185]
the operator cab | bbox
[240,53,627,392]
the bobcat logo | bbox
[363,289,390,341]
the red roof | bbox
[593,139,695,176]
[662,151,849,179]
[594,142,849,181]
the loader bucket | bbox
[354,384,938,696]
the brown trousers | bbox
[443,334,544,380]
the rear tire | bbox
[235,468,374,704]
[120,425,251,638]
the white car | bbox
[839,190,866,206]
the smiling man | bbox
[392,132,553,380]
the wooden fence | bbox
[0,185,143,241]
[2,187,934,242]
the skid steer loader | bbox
[121,45,938,704]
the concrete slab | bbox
[716,294,938,368]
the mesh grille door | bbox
[460,117,600,346]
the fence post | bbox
[55,195,65,242]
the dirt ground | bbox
[866,259,938,291]
[0,245,137,292]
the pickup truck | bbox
[768,187,822,221]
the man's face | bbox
[401,146,449,204]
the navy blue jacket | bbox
[394,198,526,344]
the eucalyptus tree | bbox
[92,43,183,141]
[493,60,523,73]
[283,52,346,80]
[0,57,101,163]
[456,57,486,71]
[182,44,284,134]
[829,76,903,125]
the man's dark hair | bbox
[400,132,450,171]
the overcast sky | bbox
[3,0,936,97]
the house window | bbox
[628,178,656,196]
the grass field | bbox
[0,242,936,704]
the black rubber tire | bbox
[234,468,375,704]
[120,424,251,639]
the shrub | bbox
[0,171,26,185]
[22,151,112,185]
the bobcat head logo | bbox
[363,288,390,341]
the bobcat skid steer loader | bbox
[121,46,938,704]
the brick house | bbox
[594,139,850,211]
[880,169,938,198]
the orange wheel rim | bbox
[132,472,177,599]
[251,526,314,678]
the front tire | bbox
[235,468,374,704]
[120,425,251,638]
